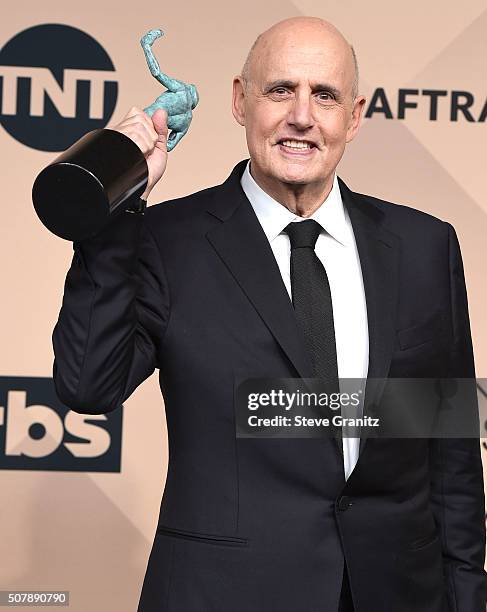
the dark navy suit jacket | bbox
[52,159,486,611]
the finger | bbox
[131,133,153,155]
[115,106,156,137]
[154,131,168,152]
[123,119,158,147]
[119,106,153,135]
[139,108,161,133]
[123,125,155,154]
[151,110,168,152]
[123,108,156,138]
[151,108,168,138]
[125,118,158,140]
[125,105,145,119]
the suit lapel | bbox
[338,179,400,456]
[206,160,314,380]
[206,160,400,461]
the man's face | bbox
[233,26,365,193]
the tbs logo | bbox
[0,377,122,472]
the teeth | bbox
[281,140,312,149]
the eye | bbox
[271,87,289,95]
[316,91,335,102]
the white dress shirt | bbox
[240,160,369,480]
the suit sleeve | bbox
[52,206,170,414]
[428,222,487,611]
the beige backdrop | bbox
[1,1,486,610]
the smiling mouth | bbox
[277,139,316,154]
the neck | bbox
[249,164,334,218]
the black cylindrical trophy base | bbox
[32,129,149,241]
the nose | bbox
[287,92,314,130]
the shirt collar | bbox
[240,159,351,246]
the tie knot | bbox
[284,219,322,249]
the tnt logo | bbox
[0,23,117,151]
[0,377,122,472]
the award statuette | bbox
[32,29,199,241]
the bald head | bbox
[241,16,359,101]
[231,15,367,205]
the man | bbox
[52,16,486,612]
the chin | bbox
[280,176,310,186]
[276,167,315,185]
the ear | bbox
[232,76,246,126]
[346,95,366,143]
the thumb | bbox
[151,108,168,138]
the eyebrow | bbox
[263,79,342,99]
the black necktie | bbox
[284,220,342,449]
[284,220,339,386]
[284,220,345,457]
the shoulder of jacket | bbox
[353,189,449,232]
[144,183,219,222]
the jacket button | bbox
[337,496,353,511]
